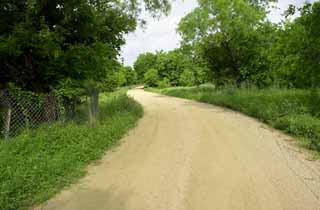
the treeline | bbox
[134,50,210,87]
[134,0,320,89]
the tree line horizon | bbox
[1,0,319,94]
[133,0,320,89]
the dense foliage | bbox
[134,49,210,87]
[135,0,320,89]
[177,0,320,88]
[0,0,170,93]
[0,0,169,125]
[112,66,138,87]
[269,2,320,88]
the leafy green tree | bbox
[133,52,158,81]
[194,66,211,85]
[0,0,171,123]
[133,47,210,87]
[179,69,196,86]
[178,0,275,86]
[0,0,171,92]
[270,2,320,88]
[121,66,138,86]
[134,0,319,90]
[157,77,170,88]
[144,69,159,87]
[112,71,127,87]
[156,50,193,85]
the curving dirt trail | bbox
[37,89,320,210]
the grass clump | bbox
[156,86,320,153]
[0,91,143,210]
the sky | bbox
[120,0,314,66]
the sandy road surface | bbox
[37,89,320,210]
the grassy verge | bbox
[0,89,143,210]
[150,85,320,155]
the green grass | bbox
[152,86,320,154]
[0,89,143,210]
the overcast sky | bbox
[121,0,314,66]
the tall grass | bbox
[0,90,143,210]
[158,86,320,153]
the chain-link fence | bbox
[0,89,62,139]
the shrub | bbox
[308,89,320,117]
[144,69,159,87]
[112,71,127,87]
[157,77,170,89]
[179,69,196,86]
[275,115,320,150]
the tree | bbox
[0,0,171,125]
[179,69,196,86]
[133,52,158,81]
[133,48,211,87]
[156,50,193,86]
[112,71,127,87]
[178,0,275,86]
[0,0,171,92]
[144,69,159,87]
[269,2,320,88]
[121,66,138,86]
[157,77,170,88]
[194,66,211,85]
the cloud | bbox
[121,0,315,66]
[268,0,315,22]
[120,0,197,66]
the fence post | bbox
[88,88,99,126]
[4,107,12,139]
[88,96,93,125]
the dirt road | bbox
[38,89,320,210]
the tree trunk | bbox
[63,97,76,120]
[223,40,241,86]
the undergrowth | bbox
[0,90,143,210]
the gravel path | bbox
[37,89,320,210]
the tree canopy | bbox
[132,0,319,89]
[133,49,210,87]
[0,0,170,92]
[174,0,320,88]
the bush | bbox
[274,115,320,150]
[112,71,127,87]
[179,69,196,86]
[157,77,170,89]
[194,67,210,85]
[144,69,159,87]
[308,89,320,117]
[0,91,143,210]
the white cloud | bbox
[121,0,315,66]
[120,0,197,66]
[268,0,315,22]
